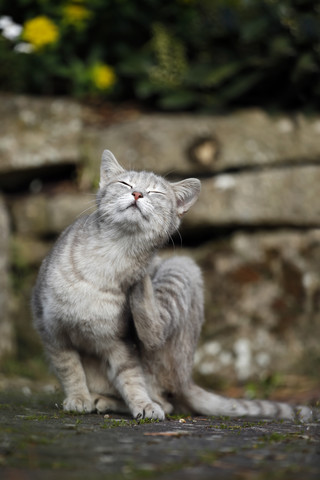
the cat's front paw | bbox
[63,394,94,413]
[133,402,165,421]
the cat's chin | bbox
[116,209,149,234]
[123,204,149,223]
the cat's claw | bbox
[63,394,94,413]
[133,402,165,421]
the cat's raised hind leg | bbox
[130,255,204,395]
[130,255,203,353]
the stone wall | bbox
[0,195,14,361]
[0,94,319,387]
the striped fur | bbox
[32,150,313,422]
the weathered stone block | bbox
[187,166,320,228]
[10,193,93,236]
[83,110,320,177]
[183,230,320,385]
[11,235,52,267]
[0,195,15,361]
[0,94,83,174]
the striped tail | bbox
[184,384,313,422]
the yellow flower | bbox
[22,16,59,50]
[91,64,116,90]
[62,4,92,27]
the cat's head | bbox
[96,150,200,244]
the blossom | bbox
[62,3,92,27]
[0,16,22,40]
[0,16,12,29]
[91,63,116,90]
[22,16,59,50]
[14,42,34,53]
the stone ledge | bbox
[83,110,320,176]
[0,94,83,173]
[1,95,320,179]
[187,165,320,228]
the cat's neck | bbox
[80,212,159,288]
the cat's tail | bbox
[182,383,314,422]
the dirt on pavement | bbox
[0,388,319,480]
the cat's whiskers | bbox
[168,232,176,249]
[175,228,183,248]
[72,200,98,229]
[83,213,96,229]
[141,202,155,217]
[76,201,97,220]
[93,210,110,225]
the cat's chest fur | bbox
[44,218,149,342]
[68,229,146,290]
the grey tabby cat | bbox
[32,150,313,421]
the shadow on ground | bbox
[0,389,319,480]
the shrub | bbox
[0,0,319,111]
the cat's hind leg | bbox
[86,339,165,420]
[81,354,129,414]
[130,255,204,395]
[90,394,129,414]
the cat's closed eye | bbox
[147,190,166,196]
[117,180,165,196]
[117,181,132,188]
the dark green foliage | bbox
[0,0,319,111]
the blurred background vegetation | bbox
[0,0,319,112]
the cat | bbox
[32,150,313,422]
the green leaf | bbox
[118,53,152,77]
[203,62,244,87]
[158,90,197,109]
[292,53,319,83]
[219,71,263,100]
[240,17,269,43]
[135,78,158,99]
[186,61,244,88]
[270,36,295,58]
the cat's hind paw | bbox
[133,402,165,421]
[91,393,128,415]
[63,394,94,413]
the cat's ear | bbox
[171,178,201,217]
[100,150,125,187]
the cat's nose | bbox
[132,191,143,201]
